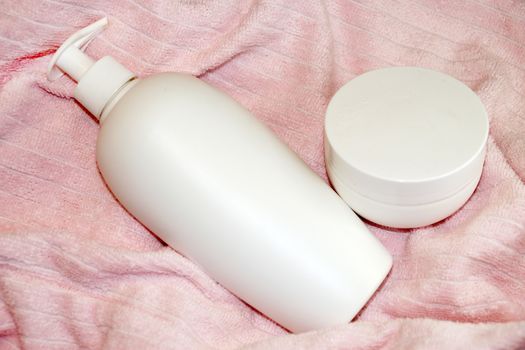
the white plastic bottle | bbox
[47,18,392,333]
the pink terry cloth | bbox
[1,0,525,349]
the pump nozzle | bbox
[46,17,136,119]
[47,17,109,81]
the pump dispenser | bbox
[47,18,392,333]
[48,18,135,119]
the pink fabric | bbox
[1,1,525,348]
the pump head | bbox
[47,17,136,119]
[47,17,109,82]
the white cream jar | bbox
[324,67,489,228]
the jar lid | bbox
[324,67,489,206]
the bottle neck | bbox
[99,77,140,123]
[73,56,136,120]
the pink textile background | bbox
[1,0,525,349]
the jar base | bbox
[328,169,482,229]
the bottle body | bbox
[96,73,392,332]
